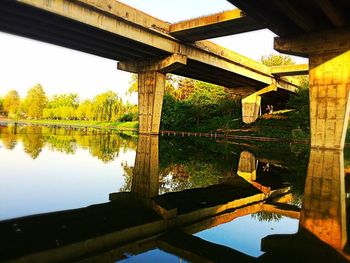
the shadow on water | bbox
[0,124,349,262]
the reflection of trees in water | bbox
[0,125,137,161]
[21,126,44,159]
[251,211,282,222]
[159,162,228,194]
[120,165,133,192]
[0,125,17,149]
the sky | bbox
[0,0,307,103]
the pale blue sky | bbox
[0,0,307,103]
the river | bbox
[0,124,349,262]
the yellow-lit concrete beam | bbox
[72,0,170,33]
[271,64,309,76]
[170,9,263,41]
[117,54,187,73]
[17,0,299,91]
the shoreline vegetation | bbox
[0,55,317,141]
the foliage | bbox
[23,84,48,119]
[160,79,241,131]
[0,96,3,112]
[1,83,139,123]
[260,53,295,66]
[3,90,21,119]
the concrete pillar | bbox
[309,51,350,149]
[131,134,159,198]
[138,71,166,135]
[242,94,261,124]
[241,84,277,124]
[301,148,346,250]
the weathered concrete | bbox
[170,9,263,42]
[275,29,350,149]
[309,51,350,149]
[138,72,166,135]
[271,64,309,76]
[241,84,277,124]
[4,0,298,92]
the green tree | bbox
[126,74,138,95]
[23,84,47,119]
[3,90,21,119]
[76,99,93,120]
[260,53,295,66]
[44,93,79,120]
[0,96,3,112]
[92,91,123,122]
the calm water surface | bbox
[0,124,349,262]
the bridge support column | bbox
[241,84,277,124]
[138,71,166,135]
[242,94,261,124]
[275,30,350,149]
[118,54,187,135]
[309,51,350,149]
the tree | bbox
[76,99,93,120]
[23,84,47,119]
[0,97,3,112]
[3,90,21,119]
[92,91,123,122]
[126,74,138,95]
[45,93,79,120]
[260,53,295,66]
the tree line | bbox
[0,84,138,122]
[126,74,242,131]
[0,54,308,131]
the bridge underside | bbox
[0,1,270,89]
[229,0,350,150]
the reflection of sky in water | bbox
[0,142,136,220]
[119,249,187,263]
[195,214,298,257]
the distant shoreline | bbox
[0,119,138,132]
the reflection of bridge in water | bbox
[0,136,348,262]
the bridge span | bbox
[0,0,302,132]
[1,0,349,150]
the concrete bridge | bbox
[1,136,348,262]
[0,0,305,132]
[1,1,349,149]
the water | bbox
[0,124,349,262]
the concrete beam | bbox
[117,54,187,73]
[58,0,170,33]
[16,0,299,91]
[271,1,315,32]
[274,28,350,57]
[170,9,263,41]
[271,64,309,76]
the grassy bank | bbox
[1,119,138,130]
